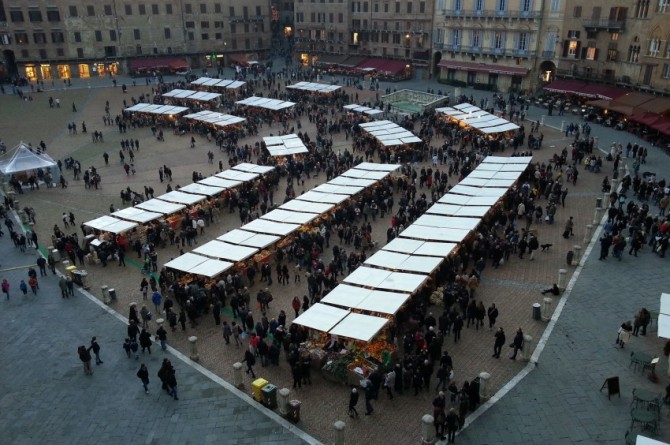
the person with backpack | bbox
[137,364,150,394]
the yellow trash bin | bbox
[252,378,268,402]
[65,265,78,279]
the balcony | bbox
[582,19,625,31]
[230,15,264,23]
[541,50,555,59]
[442,9,541,19]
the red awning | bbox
[629,112,664,126]
[127,57,188,72]
[357,58,409,75]
[579,84,626,100]
[650,119,670,136]
[543,80,590,96]
[437,60,529,76]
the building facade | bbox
[432,0,545,93]
[549,0,670,93]
[0,0,273,81]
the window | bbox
[475,0,484,12]
[586,31,597,39]
[33,32,47,44]
[230,24,236,33]
[420,2,425,13]
[104,46,117,57]
[200,3,207,13]
[166,4,173,14]
[607,49,618,61]
[152,4,159,14]
[69,6,78,17]
[472,30,482,48]
[125,4,132,15]
[56,48,64,57]
[164,28,171,38]
[39,49,47,59]
[550,0,560,12]
[153,47,158,54]
[407,2,412,13]
[51,31,65,43]
[660,0,669,12]
[628,45,641,62]
[384,3,388,12]
[47,10,61,22]
[87,6,95,16]
[229,6,235,16]
[243,6,248,17]
[517,32,528,50]
[110,30,117,41]
[215,32,222,39]
[496,0,507,12]
[77,48,84,58]
[214,21,223,28]
[339,13,344,22]
[202,33,209,40]
[573,6,582,17]
[454,0,462,11]
[74,31,82,43]
[611,32,619,41]
[568,40,578,56]
[568,30,580,39]
[185,3,192,13]
[185,21,195,28]
[493,31,504,49]
[95,30,102,42]
[139,5,146,14]
[649,38,661,56]
[9,10,24,22]
[586,47,597,60]
[451,29,461,47]
[28,9,43,22]
[245,38,250,49]
[395,2,400,13]
[521,0,532,12]
[231,39,237,49]
[662,64,670,78]
[14,32,28,44]
[104,5,113,15]
[188,32,194,40]
[257,6,262,15]
[201,21,209,28]
[134,29,141,40]
[136,45,142,55]
[215,4,221,13]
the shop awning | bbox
[314,54,349,66]
[111,207,163,224]
[344,266,427,293]
[638,97,670,115]
[357,58,409,75]
[364,250,443,274]
[651,119,670,136]
[382,238,457,257]
[629,113,665,126]
[543,80,590,95]
[292,303,349,331]
[438,60,529,76]
[127,57,188,72]
[216,229,280,249]
[328,313,389,342]
[193,240,258,262]
[579,84,626,100]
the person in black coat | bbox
[493,327,506,358]
[127,320,139,341]
[243,349,256,378]
[510,328,524,359]
[348,387,359,418]
[445,408,459,443]
[137,364,150,393]
[139,328,152,354]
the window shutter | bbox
[580,46,587,60]
[514,32,519,50]
[575,41,582,58]
[563,40,569,57]
[593,48,599,61]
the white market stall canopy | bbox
[468,170,523,180]
[261,209,318,225]
[215,170,259,181]
[365,250,443,274]
[183,110,246,128]
[295,191,348,205]
[383,238,457,257]
[111,207,163,224]
[84,215,138,234]
[198,176,242,188]
[287,81,342,93]
[659,293,670,339]
[400,225,471,243]
[124,103,190,115]
[232,163,275,175]
[359,120,423,147]
[328,176,376,187]
[191,77,246,90]
[344,266,427,293]
[0,142,57,174]
[328,312,389,342]
[164,252,233,278]
[438,194,501,206]
[217,229,280,249]
[163,89,222,102]
[293,303,350,331]
[427,203,490,218]
[193,240,258,262]
[312,183,364,195]
[341,169,390,180]
[460,177,516,188]
[178,183,225,197]
[236,96,296,111]
[343,104,384,116]
[135,198,186,215]
[437,104,520,134]
[321,284,411,315]
[242,218,300,236]
[279,199,333,214]
[448,184,508,198]
[157,190,207,206]
[353,162,400,172]
[263,134,309,156]
[413,214,481,231]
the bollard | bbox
[610,178,618,192]
[233,362,244,388]
[278,388,291,415]
[479,372,491,400]
[334,421,346,445]
[522,335,533,361]
[421,414,436,445]
[560,121,565,132]
[156,318,164,326]
[101,285,109,304]
[603,192,611,207]
[540,115,545,126]
[583,224,593,245]
[594,136,599,150]
[558,269,567,290]
[593,207,603,225]
[572,245,582,265]
[542,297,553,322]
[188,336,199,362]
[62,260,71,268]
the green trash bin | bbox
[262,384,277,409]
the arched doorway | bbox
[539,60,556,83]
[432,52,442,78]
[2,49,17,80]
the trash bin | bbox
[532,303,541,320]
[108,288,117,301]
[288,400,301,423]
[65,265,78,279]
[72,270,89,288]
[262,384,277,409]
[596,197,603,208]
[252,378,269,402]
[51,249,61,262]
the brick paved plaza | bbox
[1,63,669,444]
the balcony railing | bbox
[582,19,626,31]
[541,50,555,58]
[442,9,541,19]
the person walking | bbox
[383,368,395,400]
[510,328,524,359]
[77,345,93,375]
[432,392,447,440]
[291,296,301,318]
[136,364,150,394]
[37,257,47,276]
[1,279,9,300]
[493,327,506,359]
[445,408,460,443]
[19,280,28,295]
[360,375,374,415]
[156,325,168,351]
[89,336,103,364]
[348,387,359,418]
[487,303,499,330]
[166,367,178,400]
[242,349,256,378]
[617,320,633,348]
[28,276,38,294]
[139,328,152,354]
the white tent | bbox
[292,303,349,331]
[0,142,57,175]
[328,313,389,342]
[216,229,280,249]
[383,238,457,257]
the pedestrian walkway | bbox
[0,225,315,445]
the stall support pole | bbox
[583,224,593,246]
[278,388,290,416]
[233,362,244,388]
[188,336,199,362]
[334,421,346,445]
[479,372,491,400]
[421,414,436,444]
[558,269,567,291]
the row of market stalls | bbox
[292,156,533,384]
[235,96,296,112]
[358,120,423,149]
[262,134,309,159]
[162,89,223,109]
[436,103,521,135]
[182,110,247,132]
[313,55,412,81]
[286,82,342,94]
[124,103,190,117]
[82,163,275,250]
[189,77,247,93]
[343,104,384,118]
[164,162,399,281]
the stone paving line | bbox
[0,214,319,445]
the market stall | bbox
[263,134,309,158]
[111,207,164,224]
[84,215,138,234]
[343,266,427,293]
[382,238,458,257]
[231,163,275,175]
[135,199,186,215]
[124,103,190,116]
[182,110,246,131]
[217,229,280,249]
[260,209,319,225]
[235,96,295,111]
[156,190,207,206]
[193,240,258,262]
[190,77,246,92]
[177,183,225,197]
[358,120,423,155]
[286,81,342,94]
[164,252,233,278]
[343,104,384,117]
[278,199,334,214]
